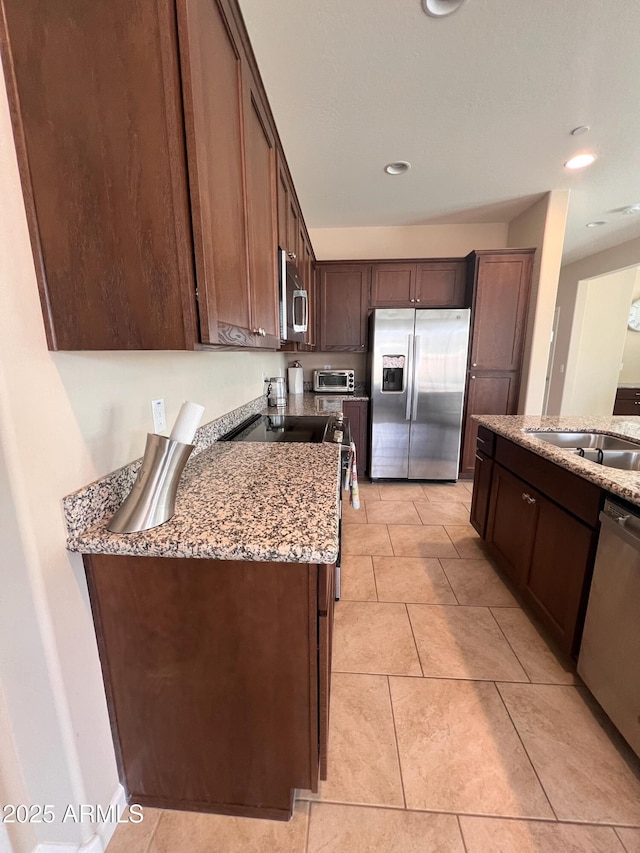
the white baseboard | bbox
[34,784,127,853]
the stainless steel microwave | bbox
[313,370,355,393]
[279,248,308,343]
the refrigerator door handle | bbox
[411,335,421,421]
[405,334,414,421]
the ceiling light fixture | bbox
[622,204,640,215]
[384,161,411,176]
[585,221,607,228]
[422,0,468,18]
[570,126,590,136]
[564,153,597,170]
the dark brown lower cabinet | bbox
[469,449,494,538]
[343,400,369,475]
[483,433,602,657]
[461,371,519,474]
[613,388,640,415]
[83,554,334,820]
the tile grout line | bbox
[614,826,631,852]
[386,675,408,811]
[304,800,312,853]
[370,555,380,602]
[146,810,164,851]
[492,680,559,822]
[404,603,425,677]
[456,814,470,853]
[487,606,531,684]
[437,557,462,605]
[295,796,640,830]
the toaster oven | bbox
[313,369,355,393]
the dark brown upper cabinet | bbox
[0,0,299,351]
[318,264,371,351]
[370,260,466,308]
[460,249,535,474]
[467,250,534,371]
[0,0,198,350]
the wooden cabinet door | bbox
[343,400,369,473]
[469,252,533,371]
[470,451,493,538]
[242,70,279,348]
[178,0,252,346]
[415,261,466,307]
[276,152,291,253]
[370,265,416,307]
[319,265,371,351]
[460,372,519,474]
[523,498,595,655]
[486,464,538,587]
[2,0,197,349]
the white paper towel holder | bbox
[107,433,194,533]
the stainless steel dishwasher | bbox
[578,497,640,758]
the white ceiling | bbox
[237,0,640,264]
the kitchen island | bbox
[64,398,344,821]
[470,414,640,660]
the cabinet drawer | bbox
[476,426,496,458]
[615,388,640,400]
[495,437,602,527]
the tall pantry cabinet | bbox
[460,249,535,474]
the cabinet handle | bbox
[252,328,266,337]
[472,362,477,367]
[416,298,421,303]
[361,344,366,348]
[521,492,536,505]
[475,453,483,462]
[477,437,486,444]
[410,298,415,303]
[635,401,640,405]
[288,252,297,260]
[471,375,476,380]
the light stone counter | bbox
[64,394,345,563]
[67,441,341,563]
[267,392,369,417]
[474,414,640,506]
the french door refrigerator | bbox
[370,308,471,480]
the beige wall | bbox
[550,235,640,413]
[619,268,640,384]
[560,269,636,415]
[0,70,285,847]
[309,222,508,260]
[506,190,570,414]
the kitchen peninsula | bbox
[64,397,346,822]
[470,414,640,659]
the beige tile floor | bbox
[108,480,640,852]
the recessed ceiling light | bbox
[571,126,590,136]
[622,204,640,215]
[564,153,597,170]
[384,161,411,176]
[422,0,468,16]
[585,221,607,228]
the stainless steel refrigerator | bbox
[370,308,471,480]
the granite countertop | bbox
[474,414,640,506]
[68,441,342,563]
[268,392,369,417]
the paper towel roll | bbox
[169,401,205,445]
[287,367,303,395]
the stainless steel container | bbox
[267,377,287,408]
[107,433,194,533]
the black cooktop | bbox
[221,414,331,444]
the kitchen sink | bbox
[524,431,640,451]
[524,430,640,470]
